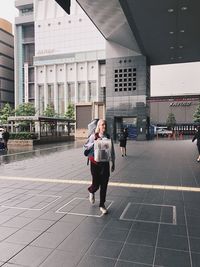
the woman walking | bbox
[119,127,128,157]
[86,119,115,214]
[192,126,200,162]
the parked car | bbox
[157,128,173,137]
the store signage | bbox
[169,102,192,107]
[37,49,55,55]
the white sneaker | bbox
[100,206,108,214]
[89,193,95,204]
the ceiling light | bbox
[180,30,185,33]
[168,8,174,13]
[178,56,183,59]
[169,31,174,34]
[181,6,188,11]
[170,57,174,60]
[179,45,184,49]
[170,46,174,49]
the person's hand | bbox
[111,163,115,172]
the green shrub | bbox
[9,132,38,140]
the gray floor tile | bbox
[188,226,200,238]
[192,252,200,267]
[46,221,77,235]
[23,219,54,232]
[137,205,161,222]
[115,260,151,267]
[77,255,116,267]
[106,219,133,230]
[119,244,154,265]
[159,224,187,236]
[31,232,67,249]
[0,226,18,241]
[132,221,158,233]
[190,237,200,253]
[99,227,129,242]
[157,232,188,251]
[5,229,39,245]
[2,216,33,228]
[9,246,52,266]
[40,250,83,267]
[57,233,94,254]
[89,239,123,259]
[0,242,24,262]
[2,263,23,267]
[127,230,157,246]
[155,248,191,267]
[0,215,14,225]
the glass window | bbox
[68,83,75,104]
[24,44,35,65]
[58,84,64,115]
[47,84,54,107]
[28,84,34,99]
[28,68,34,82]
[78,82,85,102]
[38,85,44,114]
[88,81,96,102]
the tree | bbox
[43,104,56,117]
[166,112,176,129]
[12,103,36,132]
[0,103,14,124]
[193,102,200,123]
[15,103,36,116]
[64,104,75,120]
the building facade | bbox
[15,0,34,107]
[15,0,106,137]
[0,18,14,108]
[106,52,150,140]
[148,94,200,125]
[15,0,151,139]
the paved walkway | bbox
[0,139,199,267]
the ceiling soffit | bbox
[120,0,200,65]
[76,0,141,53]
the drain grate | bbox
[120,203,176,225]
[56,197,113,218]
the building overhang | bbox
[55,0,200,65]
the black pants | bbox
[88,161,110,207]
[197,144,200,154]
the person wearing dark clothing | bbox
[192,126,200,162]
[2,129,10,150]
[85,119,115,215]
[119,128,128,157]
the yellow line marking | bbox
[0,176,199,192]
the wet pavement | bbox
[0,139,199,266]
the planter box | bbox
[8,136,75,147]
[8,140,33,147]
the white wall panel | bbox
[88,61,97,80]
[46,65,54,83]
[77,63,86,81]
[35,0,45,20]
[66,64,76,81]
[46,0,55,19]
[56,64,65,82]
[37,67,45,83]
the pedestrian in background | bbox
[2,128,10,150]
[86,119,115,215]
[119,127,128,157]
[192,126,200,162]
